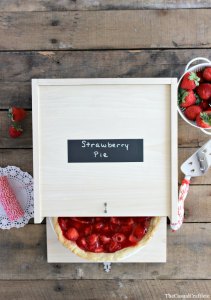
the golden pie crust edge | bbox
[53,217,161,262]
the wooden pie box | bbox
[32,78,178,263]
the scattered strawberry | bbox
[112,233,126,243]
[8,107,27,122]
[9,124,23,138]
[180,72,200,90]
[100,235,111,244]
[196,71,204,83]
[66,227,79,241]
[203,67,211,81]
[184,105,202,121]
[196,111,211,128]
[179,89,196,108]
[87,234,98,245]
[196,83,211,100]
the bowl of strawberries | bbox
[178,57,211,135]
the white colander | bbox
[178,57,211,135]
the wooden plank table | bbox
[0,1,211,299]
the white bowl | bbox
[178,57,211,135]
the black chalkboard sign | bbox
[68,139,143,163]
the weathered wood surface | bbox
[0,280,210,300]
[1,50,211,109]
[0,224,210,280]
[1,0,211,12]
[1,10,211,50]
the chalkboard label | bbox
[68,139,143,163]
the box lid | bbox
[32,78,178,223]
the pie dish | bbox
[53,216,160,262]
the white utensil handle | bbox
[185,57,211,72]
[200,128,211,135]
[170,176,191,231]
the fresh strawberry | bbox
[9,123,23,138]
[196,111,211,128]
[184,105,202,121]
[196,83,211,100]
[109,240,121,253]
[199,100,209,110]
[203,67,211,81]
[66,227,79,241]
[196,71,204,83]
[112,233,126,243]
[87,234,98,245]
[8,107,27,122]
[100,235,111,244]
[133,224,145,239]
[180,72,200,90]
[178,89,196,108]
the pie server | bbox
[171,139,211,231]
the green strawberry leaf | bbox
[178,88,188,104]
[200,112,211,126]
[189,72,200,86]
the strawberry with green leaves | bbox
[196,83,211,100]
[9,123,23,138]
[184,105,202,121]
[8,107,27,122]
[180,72,200,90]
[178,88,196,108]
[196,111,211,128]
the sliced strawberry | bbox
[128,234,138,244]
[71,217,92,224]
[112,233,126,243]
[94,222,104,231]
[110,217,120,225]
[121,225,132,233]
[87,234,98,245]
[102,223,110,233]
[100,235,111,244]
[84,225,92,236]
[133,224,145,239]
[180,72,200,90]
[77,237,87,250]
[66,227,79,241]
[109,241,121,253]
[59,218,68,231]
[93,246,104,253]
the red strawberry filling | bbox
[58,217,152,253]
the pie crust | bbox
[53,217,161,262]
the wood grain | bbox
[1,10,211,50]
[1,49,211,109]
[0,223,210,280]
[0,280,210,300]
[1,0,211,12]
[0,148,210,222]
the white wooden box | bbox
[32,78,177,263]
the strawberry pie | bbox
[53,216,160,261]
